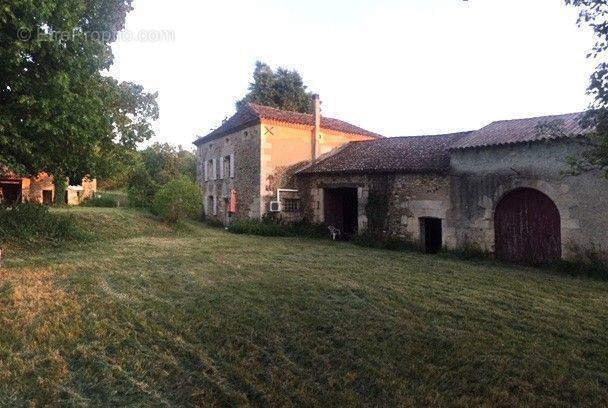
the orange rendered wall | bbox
[259,119,377,212]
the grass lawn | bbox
[1,207,607,406]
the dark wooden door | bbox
[324,189,344,231]
[494,188,561,264]
[323,188,358,238]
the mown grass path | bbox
[0,208,607,406]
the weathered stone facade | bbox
[196,105,608,264]
[449,139,608,260]
[197,124,262,222]
[24,173,55,204]
[296,135,608,262]
[195,106,378,223]
[297,172,452,245]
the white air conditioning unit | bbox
[269,201,281,212]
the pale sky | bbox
[108,0,597,148]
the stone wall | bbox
[386,174,452,244]
[24,173,55,204]
[297,172,452,246]
[450,138,608,260]
[197,120,378,224]
[297,173,370,232]
[197,124,261,222]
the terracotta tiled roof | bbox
[297,132,472,175]
[452,112,590,150]
[194,103,382,145]
[0,164,24,179]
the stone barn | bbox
[295,132,471,251]
[449,113,608,264]
[295,112,608,263]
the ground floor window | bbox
[207,195,215,215]
[282,198,300,213]
[420,217,442,254]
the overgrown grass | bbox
[0,204,84,246]
[1,207,608,406]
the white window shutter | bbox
[219,156,224,179]
[212,158,217,180]
[229,153,235,178]
[203,160,208,181]
[213,196,218,215]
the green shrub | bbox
[0,204,83,245]
[84,191,129,208]
[289,221,329,238]
[127,164,158,208]
[151,177,202,223]
[202,218,225,229]
[228,219,289,237]
[227,218,328,238]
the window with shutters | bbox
[214,157,220,180]
[207,195,214,215]
[223,155,232,180]
[219,156,224,180]
[206,159,213,181]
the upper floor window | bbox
[223,154,235,179]
[204,155,234,181]
[205,159,215,181]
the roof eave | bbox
[193,118,261,146]
[450,133,590,151]
[296,168,449,176]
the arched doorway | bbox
[494,188,561,264]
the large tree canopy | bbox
[236,61,314,113]
[0,0,158,179]
[566,0,608,176]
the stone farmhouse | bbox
[195,97,608,264]
[194,96,379,221]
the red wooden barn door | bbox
[494,188,561,264]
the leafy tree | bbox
[152,177,202,223]
[140,143,196,185]
[127,143,197,208]
[126,163,157,208]
[566,0,608,176]
[0,0,158,181]
[236,61,314,113]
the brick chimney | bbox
[311,94,321,162]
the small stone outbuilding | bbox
[295,132,471,251]
[0,164,55,205]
